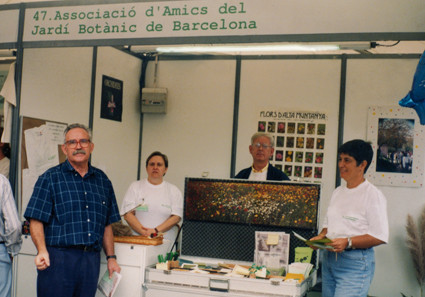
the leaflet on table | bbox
[97,270,122,297]
[254,231,290,272]
[292,231,334,250]
[288,262,314,278]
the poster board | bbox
[20,116,67,216]
[257,110,327,182]
[366,106,425,187]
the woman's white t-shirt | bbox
[121,179,183,241]
[323,179,389,243]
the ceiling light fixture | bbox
[156,44,341,54]
[150,42,372,54]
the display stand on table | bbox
[144,177,321,297]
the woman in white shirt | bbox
[120,151,183,242]
[310,139,389,297]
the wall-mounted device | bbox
[141,87,167,114]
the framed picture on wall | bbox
[100,75,123,122]
[366,106,425,187]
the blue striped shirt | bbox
[0,174,22,256]
[24,160,121,251]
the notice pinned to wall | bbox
[257,110,327,182]
[20,117,67,218]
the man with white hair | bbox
[235,132,289,181]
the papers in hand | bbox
[97,270,121,297]
[121,203,143,216]
[292,231,334,250]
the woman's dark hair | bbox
[145,151,168,168]
[338,139,373,173]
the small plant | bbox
[405,206,425,297]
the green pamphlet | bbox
[293,231,334,250]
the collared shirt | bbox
[0,174,22,256]
[24,160,121,251]
[249,163,269,181]
[251,163,269,173]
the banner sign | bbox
[21,0,425,43]
[0,10,19,44]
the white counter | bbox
[95,240,170,297]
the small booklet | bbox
[292,231,334,250]
[97,270,122,297]
[288,262,314,278]
[121,202,144,216]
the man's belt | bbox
[50,245,100,252]
[68,245,100,252]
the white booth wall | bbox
[91,46,142,203]
[15,46,421,296]
[19,46,141,206]
[236,59,341,221]
[141,59,236,185]
[344,58,421,297]
[20,47,93,124]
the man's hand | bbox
[107,258,121,278]
[35,250,50,270]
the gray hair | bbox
[251,132,274,147]
[63,123,92,143]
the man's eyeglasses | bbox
[65,139,91,148]
[252,142,272,149]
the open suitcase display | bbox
[144,178,321,297]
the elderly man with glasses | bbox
[24,123,121,297]
[235,132,290,181]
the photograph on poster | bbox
[184,178,320,229]
[366,106,425,187]
[376,118,414,174]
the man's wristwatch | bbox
[346,237,353,250]
[106,255,117,260]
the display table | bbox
[144,264,316,297]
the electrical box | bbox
[141,88,167,114]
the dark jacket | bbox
[235,164,290,181]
